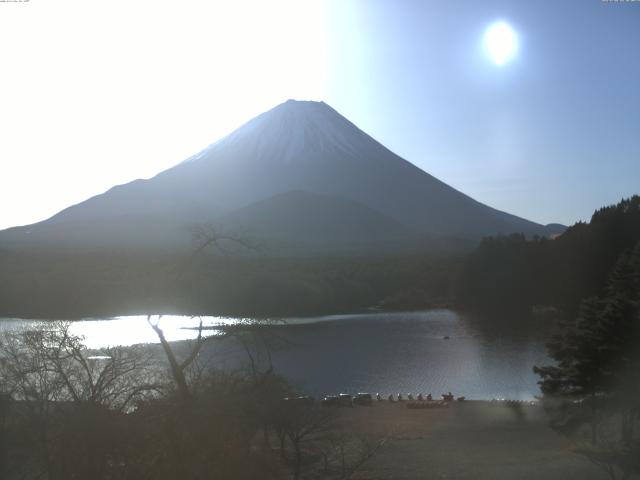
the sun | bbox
[483,21,518,66]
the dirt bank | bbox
[331,400,604,479]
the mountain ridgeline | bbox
[0,100,562,254]
[457,196,640,317]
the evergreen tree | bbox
[458,195,640,316]
[534,242,640,478]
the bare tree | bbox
[314,431,387,480]
[190,223,260,255]
[148,223,262,400]
[274,402,335,480]
[0,322,161,409]
[0,322,162,480]
[146,315,212,405]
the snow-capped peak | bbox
[185,100,367,166]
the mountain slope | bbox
[216,190,413,253]
[0,99,561,253]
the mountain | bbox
[216,190,413,253]
[0,99,563,253]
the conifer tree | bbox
[534,242,640,478]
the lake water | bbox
[0,310,550,400]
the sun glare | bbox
[483,21,518,66]
[0,0,329,230]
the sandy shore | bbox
[330,400,604,479]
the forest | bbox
[0,250,461,319]
[1,196,639,323]
[457,196,640,317]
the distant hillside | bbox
[0,100,562,254]
[216,190,414,254]
[0,251,462,319]
[457,195,640,315]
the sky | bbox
[1,0,638,230]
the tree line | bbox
[0,252,461,319]
[456,196,640,317]
[534,239,640,479]
[0,320,381,480]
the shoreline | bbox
[326,400,603,479]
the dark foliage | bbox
[0,320,382,480]
[457,195,640,315]
[534,242,640,399]
[0,253,461,319]
[534,241,640,479]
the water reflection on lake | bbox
[0,315,232,349]
[0,310,549,400]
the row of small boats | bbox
[320,392,465,407]
[381,392,464,403]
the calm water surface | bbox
[0,310,549,400]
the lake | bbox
[0,310,550,400]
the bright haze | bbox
[1,99,565,254]
[1,0,638,230]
